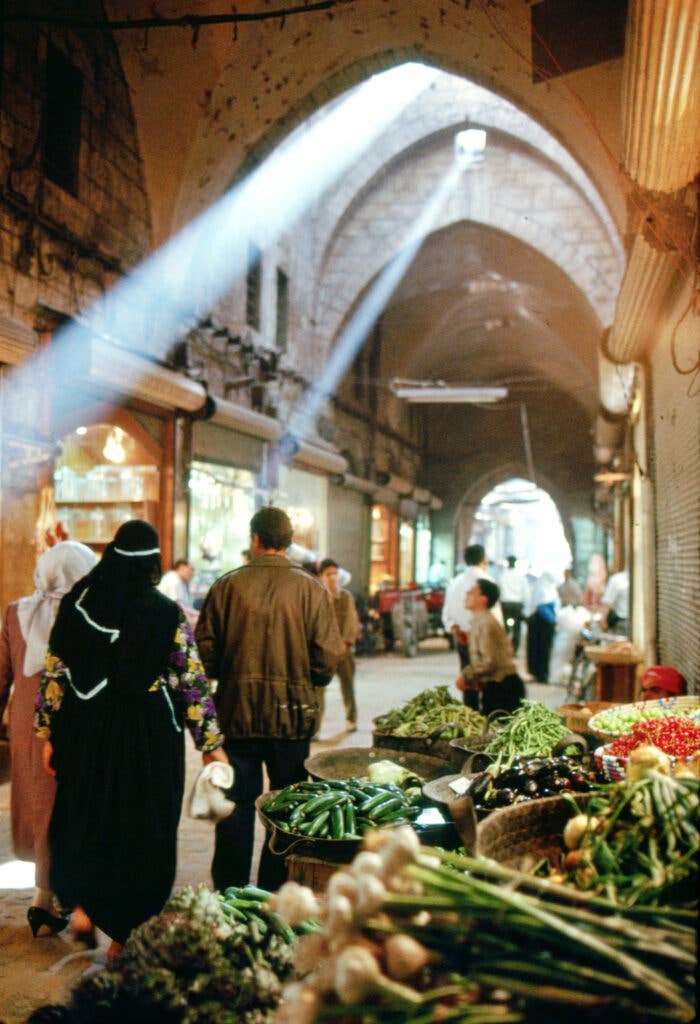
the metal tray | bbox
[304,746,449,783]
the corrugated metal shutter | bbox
[192,421,264,471]
[651,343,700,692]
[328,483,370,595]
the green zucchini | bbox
[307,809,331,836]
[368,795,405,821]
[330,803,345,839]
[302,791,346,816]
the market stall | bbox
[25,692,699,1024]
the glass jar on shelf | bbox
[89,508,107,542]
[73,507,91,542]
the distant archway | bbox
[470,477,572,580]
[454,463,575,575]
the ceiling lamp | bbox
[391,379,507,403]
[103,427,127,464]
[454,128,487,168]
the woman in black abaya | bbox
[34,520,227,957]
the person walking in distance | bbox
[195,507,345,891]
[317,558,359,732]
[158,558,198,627]
[442,544,502,708]
[499,555,529,654]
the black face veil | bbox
[49,520,179,696]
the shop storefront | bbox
[276,464,328,555]
[53,418,162,553]
[415,510,432,586]
[187,421,262,596]
[327,479,371,595]
[398,519,415,587]
[369,503,398,593]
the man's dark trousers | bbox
[213,737,309,892]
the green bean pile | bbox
[263,779,421,840]
[484,699,570,767]
[374,685,485,738]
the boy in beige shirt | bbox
[456,578,525,715]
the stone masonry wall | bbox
[0,13,151,334]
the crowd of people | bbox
[441,546,631,688]
[0,508,362,957]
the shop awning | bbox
[88,337,208,413]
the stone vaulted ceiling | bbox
[103,0,628,522]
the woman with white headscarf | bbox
[0,541,97,936]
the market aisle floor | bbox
[0,641,565,1023]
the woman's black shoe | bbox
[27,906,69,937]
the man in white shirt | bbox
[442,544,502,705]
[600,569,629,634]
[499,555,529,653]
[158,559,197,626]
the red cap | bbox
[640,665,686,696]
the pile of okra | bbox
[263,778,422,839]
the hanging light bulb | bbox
[103,427,126,464]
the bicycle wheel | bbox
[566,651,588,702]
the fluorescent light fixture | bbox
[393,386,507,404]
[455,128,487,167]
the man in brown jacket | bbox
[195,506,345,891]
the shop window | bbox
[370,504,398,594]
[275,267,288,351]
[44,44,82,196]
[53,423,159,548]
[187,461,256,593]
[246,242,262,330]
[398,520,415,588]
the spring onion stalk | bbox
[274,828,696,1023]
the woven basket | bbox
[593,744,694,783]
[476,794,592,870]
[286,854,345,892]
[587,695,700,743]
[555,701,621,735]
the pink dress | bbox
[0,602,55,889]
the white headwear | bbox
[16,541,98,676]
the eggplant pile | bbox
[468,755,597,814]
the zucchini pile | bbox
[218,883,318,943]
[263,779,421,840]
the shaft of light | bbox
[287,160,464,444]
[5,64,437,406]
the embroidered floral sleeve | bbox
[34,649,69,740]
[151,612,224,752]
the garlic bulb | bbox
[626,745,671,780]
[384,934,431,980]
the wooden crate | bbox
[286,853,349,892]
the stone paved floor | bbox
[0,640,565,1022]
